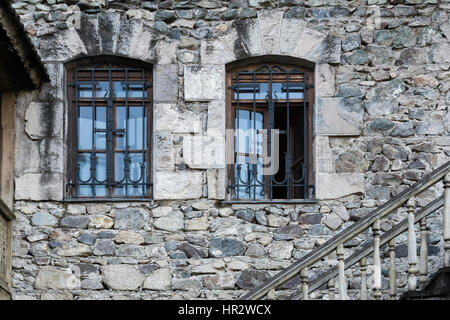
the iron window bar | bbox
[66,64,152,199]
[227,64,315,201]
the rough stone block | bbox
[314,136,335,173]
[129,25,155,62]
[143,268,172,290]
[184,65,224,101]
[34,266,80,290]
[207,100,225,134]
[258,10,283,55]
[25,102,63,140]
[15,173,63,201]
[153,211,184,232]
[183,135,226,169]
[233,18,263,57]
[315,98,363,136]
[200,39,235,65]
[101,265,144,291]
[279,18,307,55]
[37,28,87,62]
[155,40,178,64]
[292,27,325,59]
[154,131,175,171]
[315,64,336,97]
[113,208,149,230]
[153,171,203,200]
[315,173,365,200]
[154,64,178,102]
[154,103,203,133]
[207,169,225,200]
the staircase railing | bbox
[241,160,450,300]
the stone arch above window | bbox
[64,56,153,200]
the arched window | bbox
[65,57,152,199]
[226,61,314,201]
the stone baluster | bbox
[388,239,397,299]
[420,217,428,289]
[337,244,347,300]
[266,289,275,300]
[359,258,367,300]
[444,173,450,267]
[328,278,335,300]
[407,197,418,292]
[301,267,309,300]
[372,220,382,300]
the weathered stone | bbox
[371,155,390,172]
[323,213,342,230]
[209,237,246,257]
[203,274,235,289]
[114,208,149,230]
[276,225,304,236]
[154,64,178,102]
[15,173,63,201]
[89,215,114,229]
[346,49,369,65]
[102,265,144,290]
[367,185,391,200]
[143,268,172,290]
[184,65,224,101]
[56,243,92,257]
[31,212,58,227]
[294,239,316,250]
[34,266,80,290]
[154,211,184,232]
[255,211,267,225]
[308,224,331,236]
[316,98,363,136]
[416,121,444,135]
[236,270,271,290]
[93,239,116,256]
[391,121,414,137]
[267,215,290,227]
[342,34,361,52]
[245,244,266,257]
[186,217,209,231]
[316,173,364,199]
[115,231,144,245]
[235,209,255,222]
[172,278,203,290]
[78,233,97,245]
[179,242,203,258]
[218,207,234,217]
[335,149,369,173]
[299,213,322,225]
[154,171,203,200]
[393,26,417,48]
[60,216,89,229]
[268,241,293,259]
[115,244,146,259]
[364,101,394,116]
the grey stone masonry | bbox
[9,0,450,300]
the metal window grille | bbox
[227,64,314,201]
[66,65,152,199]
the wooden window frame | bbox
[226,62,315,202]
[65,60,153,200]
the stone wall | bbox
[9,0,450,299]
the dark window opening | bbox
[66,63,153,199]
[226,64,314,201]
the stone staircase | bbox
[241,161,450,300]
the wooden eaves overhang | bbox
[0,0,49,91]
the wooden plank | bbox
[0,91,15,210]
